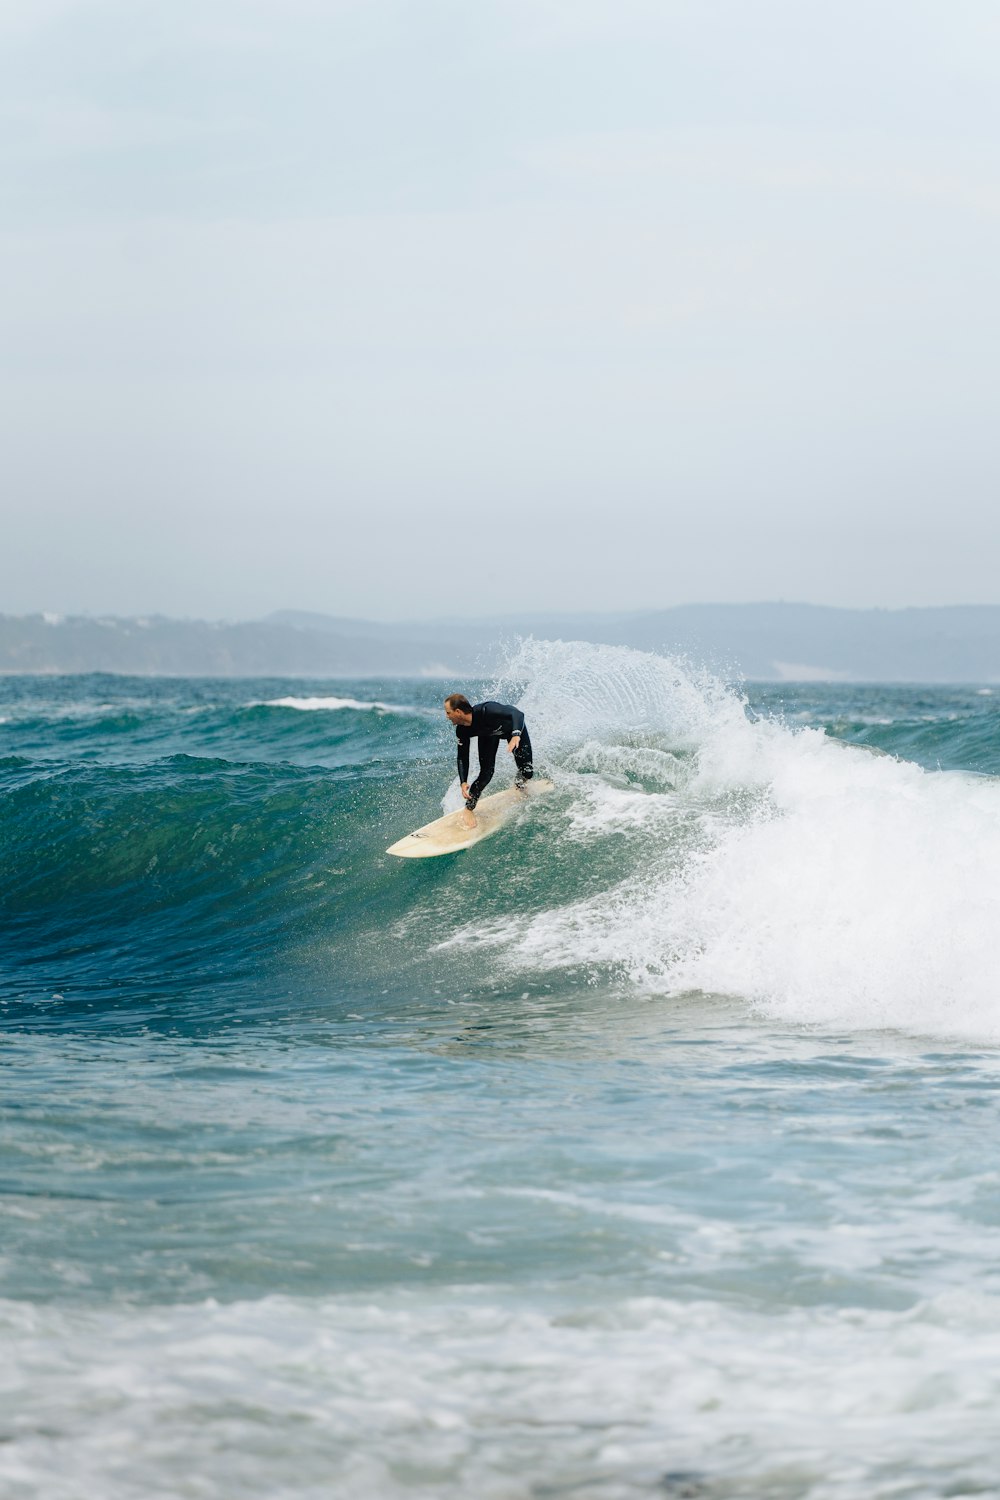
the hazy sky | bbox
[3,0,1000,620]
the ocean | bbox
[3,640,1000,1499]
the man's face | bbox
[444,701,463,724]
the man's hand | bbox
[507,735,521,753]
[461,782,470,798]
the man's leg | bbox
[466,737,499,810]
[513,727,533,787]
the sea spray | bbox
[450,639,1000,1039]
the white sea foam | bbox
[476,640,1000,1040]
[258,695,411,713]
[3,1288,1000,1498]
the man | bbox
[443,694,534,827]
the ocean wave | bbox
[442,639,1000,1041]
[6,652,1000,1041]
[255,695,419,714]
[0,755,369,978]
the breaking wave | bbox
[440,640,1000,1040]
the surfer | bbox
[444,695,534,827]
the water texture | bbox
[2,645,1000,1499]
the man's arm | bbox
[504,703,525,750]
[457,731,470,787]
[482,701,525,742]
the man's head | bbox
[444,693,473,725]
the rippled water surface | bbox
[3,653,1000,1498]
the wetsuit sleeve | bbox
[457,730,470,784]
[493,703,525,738]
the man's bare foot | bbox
[461,809,478,829]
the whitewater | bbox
[3,643,1000,1500]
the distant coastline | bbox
[2,604,1000,682]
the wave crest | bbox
[468,640,1000,1040]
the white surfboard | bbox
[387,779,554,859]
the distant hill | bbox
[2,604,1000,680]
[0,613,472,678]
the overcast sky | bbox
[3,0,1000,621]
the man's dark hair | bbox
[444,693,472,713]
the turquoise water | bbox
[3,644,1000,1498]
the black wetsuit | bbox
[457,701,534,809]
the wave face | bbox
[0,673,445,1026]
[4,655,1000,1499]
